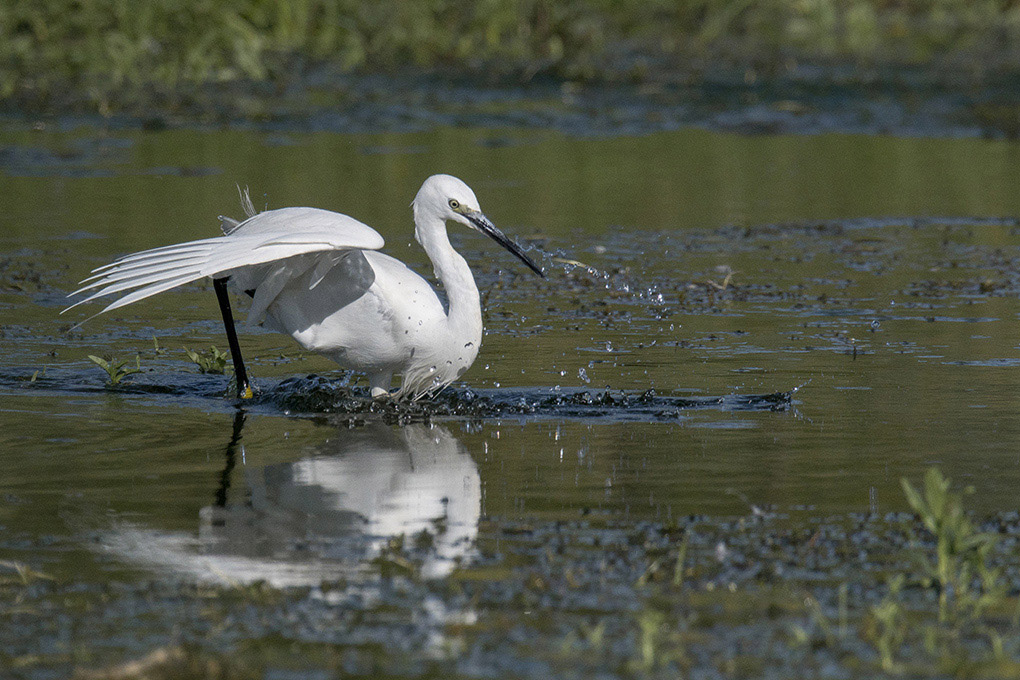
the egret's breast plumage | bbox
[255,249,474,397]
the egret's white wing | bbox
[64,207,385,318]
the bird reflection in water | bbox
[102,412,481,585]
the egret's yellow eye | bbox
[449,199,460,210]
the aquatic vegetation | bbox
[546,467,1017,678]
[901,467,1004,625]
[184,346,230,375]
[857,468,1013,673]
[632,609,671,674]
[7,498,1020,679]
[87,354,142,386]
[672,531,689,588]
[151,335,166,356]
[867,574,906,673]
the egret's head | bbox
[413,174,544,277]
[414,174,482,227]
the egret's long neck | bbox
[415,212,481,334]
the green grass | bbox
[5,0,1020,113]
[901,467,1004,625]
[184,346,231,375]
[87,354,142,386]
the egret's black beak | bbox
[465,211,544,277]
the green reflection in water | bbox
[4,127,1020,249]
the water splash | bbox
[254,376,799,422]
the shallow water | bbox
[3,123,1020,675]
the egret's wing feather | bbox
[68,261,206,308]
[86,242,216,275]
[246,262,307,326]
[227,207,385,247]
[200,233,371,277]
[77,249,213,288]
[309,253,345,290]
[63,207,385,318]
[95,273,204,314]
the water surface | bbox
[2,123,1020,675]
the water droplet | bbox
[578,367,590,384]
[604,341,613,352]
[559,370,566,377]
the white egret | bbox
[64,174,544,399]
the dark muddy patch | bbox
[0,368,797,423]
[0,135,221,179]
[260,375,799,422]
[12,64,1020,140]
[4,505,1020,679]
[0,137,132,178]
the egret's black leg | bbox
[213,277,253,399]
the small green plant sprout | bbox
[87,354,142,386]
[20,368,45,383]
[151,335,166,355]
[901,467,1003,624]
[868,574,906,673]
[673,531,690,588]
[185,346,231,374]
[634,608,667,673]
